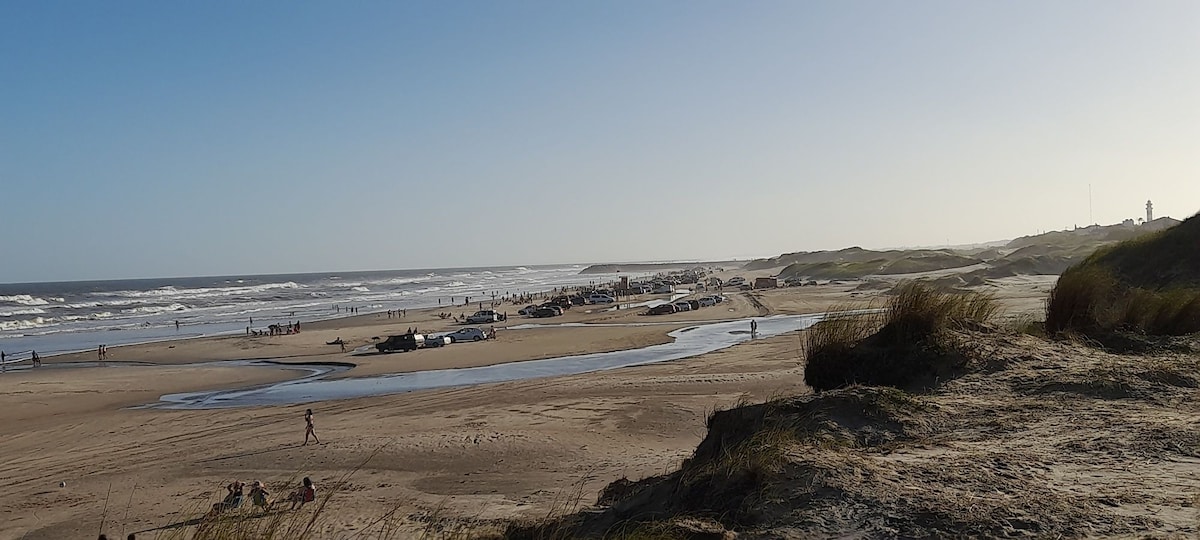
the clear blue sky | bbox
[2,1,1197,282]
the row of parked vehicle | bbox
[375,327,489,353]
[644,294,726,315]
[516,291,621,318]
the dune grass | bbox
[1045,265,1200,339]
[1045,212,1200,344]
[804,282,999,391]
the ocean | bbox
[0,265,626,360]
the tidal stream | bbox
[147,314,822,409]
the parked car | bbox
[376,333,425,352]
[711,294,727,303]
[532,306,561,318]
[569,295,587,305]
[726,277,746,287]
[551,296,573,309]
[588,294,616,304]
[518,305,540,316]
[538,304,564,316]
[646,304,676,316]
[423,335,452,348]
[698,297,717,307]
[445,328,487,342]
[673,301,693,312]
[687,300,701,310]
[467,310,500,324]
[652,284,674,294]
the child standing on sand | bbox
[304,408,320,445]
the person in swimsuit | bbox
[304,408,320,445]
[287,477,316,509]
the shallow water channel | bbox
[148,314,823,409]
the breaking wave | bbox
[0,294,50,306]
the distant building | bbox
[1147,200,1154,223]
[1122,218,1135,227]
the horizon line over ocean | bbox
[0,257,759,288]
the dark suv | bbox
[645,304,676,316]
[376,334,425,353]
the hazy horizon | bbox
[4,213,1182,286]
[4,1,1197,283]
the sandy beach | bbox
[0,279,839,538]
[0,276,1059,539]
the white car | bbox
[588,294,616,304]
[444,328,487,343]
[673,301,693,312]
[726,277,746,286]
[698,297,717,307]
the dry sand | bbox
[2,282,843,539]
[0,277,1104,539]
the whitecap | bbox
[0,317,47,331]
[0,294,50,306]
[121,303,189,315]
[0,307,47,317]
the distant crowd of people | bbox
[246,321,302,336]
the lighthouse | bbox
[1146,200,1154,223]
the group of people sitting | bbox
[207,477,316,517]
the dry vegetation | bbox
[804,282,999,391]
[483,332,1200,539]
[1046,214,1200,348]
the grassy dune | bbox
[1046,213,1200,343]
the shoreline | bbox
[26,278,626,366]
[1,263,663,363]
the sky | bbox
[2,1,1198,283]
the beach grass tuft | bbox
[804,282,999,391]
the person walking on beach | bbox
[750,319,758,336]
[32,350,40,368]
[304,408,320,445]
